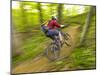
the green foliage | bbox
[64,12,88,25]
[56,11,96,70]
[12,33,50,66]
[12,1,88,32]
[69,46,95,69]
[12,1,96,70]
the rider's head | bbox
[52,16,57,20]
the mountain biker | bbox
[41,16,63,42]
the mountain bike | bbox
[45,30,72,61]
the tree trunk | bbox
[12,26,23,57]
[50,4,53,16]
[80,6,94,46]
[57,4,63,23]
[20,2,28,31]
[37,3,43,24]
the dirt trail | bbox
[12,26,80,74]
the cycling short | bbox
[41,25,59,40]
[47,29,59,36]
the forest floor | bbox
[12,25,81,74]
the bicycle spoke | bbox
[63,32,72,47]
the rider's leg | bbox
[55,28,63,43]
[47,35,55,40]
[59,32,63,42]
[47,29,59,44]
[41,25,48,35]
[58,31,64,47]
[47,29,59,38]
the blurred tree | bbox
[84,6,90,13]
[80,6,94,46]
[71,6,79,15]
[20,2,28,31]
[57,4,63,23]
[37,3,43,24]
[49,4,53,16]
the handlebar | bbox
[60,24,69,29]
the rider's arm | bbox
[53,21,61,28]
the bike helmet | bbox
[52,16,57,20]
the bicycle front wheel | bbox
[46,43,60,61]
[63,33,72,47]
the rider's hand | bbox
[61,25,65,28]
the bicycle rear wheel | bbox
[46,43,60,61]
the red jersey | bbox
[47,20,61,29]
